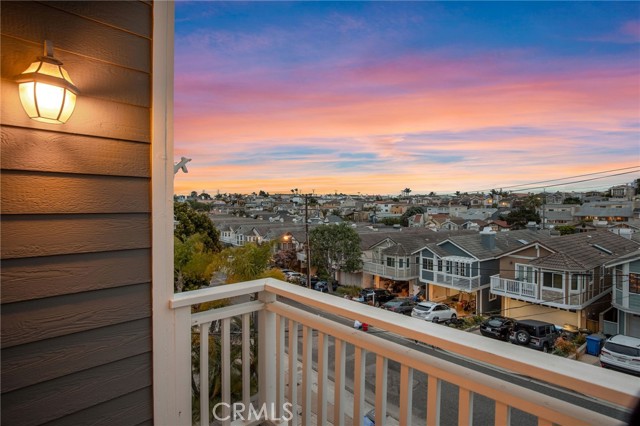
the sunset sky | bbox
[174,1,640,196]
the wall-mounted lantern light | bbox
[15,40,79,124]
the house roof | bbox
[441,229,546,260]
[530,231,640,271]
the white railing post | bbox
[258,291,277,415]
[174,305,193,426]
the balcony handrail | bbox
[169,278,639,419]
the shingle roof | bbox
[443,229,548,260]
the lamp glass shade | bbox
[15,52,79,124]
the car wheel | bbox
[450,314,457,320]
[432,317,439,323]
[374,301,380,307]
[542,343,550,353]
[515,330,530,345]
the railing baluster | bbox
[242,313,251,413]
[301,326,312,426]
[374,355,388,426]
[276,315,285,420]
[352,346,366,426]
[333,338,346,426]
[495,401,510,426]
[458,388,473,426]
[427,375,441,426]
[288,320,299,426]
[258,291,277,414]
[199,322,209,426]
[222,317,231,426]
[317,332,329,425]
[399,364,413,426]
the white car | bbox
[411,301,457,323]
[599,334,640,376]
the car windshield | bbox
[487,319,505,327]
[604,342,640,357]
[385,300,403,307]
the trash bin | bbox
[586,334,604,356]
[361,323,369,332]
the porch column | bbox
[258,291,277,410]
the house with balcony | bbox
[490,231,639,330]
[2,3,639,426]
[419,229,545,315]
[603,249,640,337]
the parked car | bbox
[411,301,457,323]
[599,334,640,376]
[480,316,515,341]
[509,319,559,352]
[382,298,416,315]
[314,280,339,292]
[363,408,375,426]
[359,288,395,306]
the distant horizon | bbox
[174,2,640,195]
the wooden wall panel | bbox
[43,388,153,426]
[43,1,152,38]
[1,249,151,304]
[1,353,152,426]
[2,283,151,348]
[2,318,151,392]
[0,81,150,142]
[1,2,150,71]
[1,36,151,108]
[1,127,150,177]
[2,172,150,214]
[1,214,150,259]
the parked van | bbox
[599,334,640,376]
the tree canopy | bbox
[309,223,363,291]
[401,206,424,227]
[209,242,284,284]
[502,208,540,230]
[174,201,220,251]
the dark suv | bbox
[359,288,395,306]
[509,319,559,352]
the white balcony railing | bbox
[431,271,481,291]
[362,262,418,280]
[169,278,637,426]
[490,275,540,302]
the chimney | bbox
[480,227,496,250]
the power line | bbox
[491,166,640,191]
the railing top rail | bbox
[169,278,639,410]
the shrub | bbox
[573,333,587,346]
[552,337,576,356]
[337,285,362,298]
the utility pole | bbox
[305,193,311,288]
[542,187,546,230]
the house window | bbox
[386,257,395,267]
[446,261,452,273]
[542,271,563,289]
[437,260,443,272]
[630,273,640,294]
[423,258,433,271]
[570,273,588,291]
[489,292,497,302]
[515,264,536,283]
[399,258,404,268]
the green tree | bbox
[555,225,576,235]
[402,188,412,197]
[381,217,402,226]
[503,208,541,230]
[309,223,363,292]
[174,234,216,292]
[210,242,282,284]
[563,197,582,205]
[400,206,424,227]
[174,201,220,252]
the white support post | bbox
[352,347,366,426]
[222,318,231,426]
[399,364,413,426]
[242,313,251,411]
[276,315,286,420]
[173,306,192,425]
[258,291,277,411]
[374,355,388,426]
[199,323,210,426]
[333,338,346,426]
[427,375,441,426]
[301,326,312,426]
[288,320,299,426]
[458,388,473,426]
[317,332,329,425]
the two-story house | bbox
[490,231,639,330]
[603,249,640,337]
